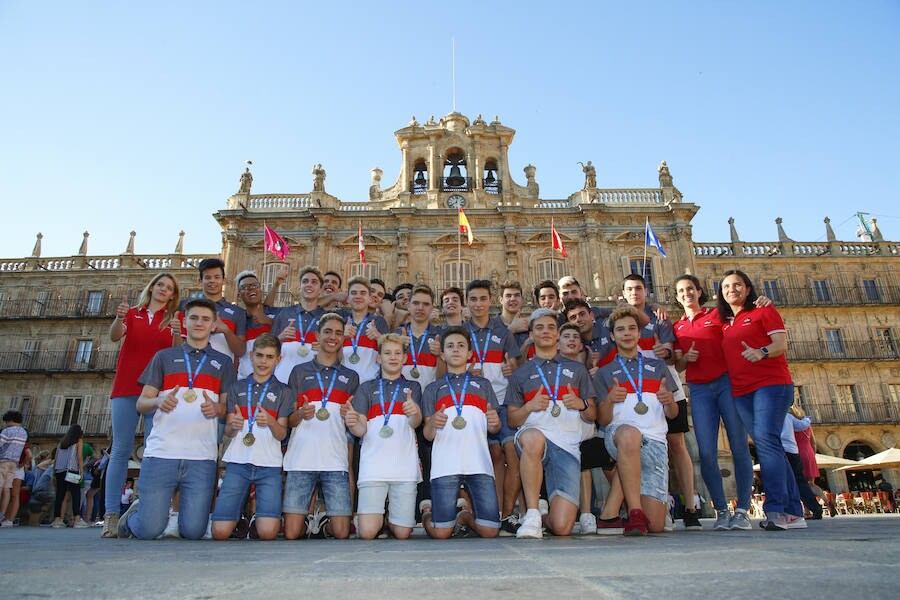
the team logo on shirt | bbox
[741,317,753,326]
[703,320,715,327]
[266,392,277,401]
[644,323,655,331]
[210,359,222,370]
[338,375,349,384]
[491,335,502,343]
[223,307,234,315]
[470,381,481,389]
[645,364,656,372]
[173,358,185,363]
[563,368,574,378]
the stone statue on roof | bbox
[312,163,326,192]
[239,167,253,194]
[579,161,596,189]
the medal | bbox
[245,376,273,445]
[535,361,563,418]
[379,425,394,438]
[408,325,429,381]
[551,404,562,417]
[316,407,330,421]
[298,345,310,357]
[349,352,360,364]
[313,368,338,422]
[445,372,471,433]
[616,354,648,418]
[242,432,256,446]
[452,416,467,430]
[634,401,649,415]
[296,312,318,357]
[348,314,370,366]
[377,376,402,441]
[183,389,198,403]
[468,324,491,373]
[180,347,208,405]
[410,367,420,379]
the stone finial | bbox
[824,216,837,242]
[871,218,884,242]
[428,115,436,125]
[728,217,742,243]
[473,113,486,125]
[78,231,89,256]
[31,233,42,258]
[524,164,536,181]
[369,168,383,201]
[775,217,794,242]
[124,231,136,254]
[408,115,418,126]
[658,160,674,187]
[174,231,185,254]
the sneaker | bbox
[248,516,259,540]
[574,513,596,535]
[307,508,328,538]
[163,511,180,539]
[538,499,549,516]
[759,512,788,531]
[419,499,432,515]
[51,518,66,529]
[117,498,140,538]
[202,518,213,540]
[0,520,13,528]
[683,509,702,530]
[785,514,807,529]
[515,509,543,539]
[729,509,752,531]
[663,513,675,532]
[231,516,250,539]
[624,509,649,536]
[714,509,731,531]
[595,517,625,536]
[73,519,90,529]
[499,514,520,536]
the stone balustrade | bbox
[246,194,314,210]
[694,240,896,258]
[594,189,662,203]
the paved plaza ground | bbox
[1,514,898,599]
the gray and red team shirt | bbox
[505,354,596,459]
[284,359,359,471]
[351,376,423,483]
[138,343,235,461]
[238,305,283,379]
[222,376,294,468]
[339,310,389,383]
[177,297,247,363]
[593,354,679,444]
[467,316,522,405]
[422,372,498,480]
[397,324,442,389]
[271,305,325,382]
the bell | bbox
[414,170,426,186]
[485,169,496,184]
[447,165,464,187]
[448,165,462,179]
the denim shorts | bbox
[514,431,580,506]
[211,463,283,521]
[604,423,669,504]
[487,404,516,446]
[357,481,417,527]
[430,473,500,529]
[283,470,352,517]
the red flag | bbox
[458,208,474,246]
[551,220,568,258]
[358,222,366,264]
[264,224,290,261]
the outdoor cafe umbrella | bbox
[753,453,861,472]
[835,447,900,471]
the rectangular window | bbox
[187,289,205,300]
[824,329,844,355]
[85,291,103,315]
[32,290,50,317]
[261,263,286,295]
[812,279,831,302]
[834,385,862,417]
[350,262,380,282]
[711,280,720,297]
[628,259,655,295]
[443,261,472,291]
[60,397,82,427]
[537,259,563,283]
[20,340,39,369]
[74,340,93,365]
[862,279,879,302]
[762,280,782,303]
[874,328,897,357]
[888,384,900,405]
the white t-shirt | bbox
[352,377,422,483]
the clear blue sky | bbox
[2,1,898,258]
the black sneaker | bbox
[683,509,703,530]
[499,514,520,536]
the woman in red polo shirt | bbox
[101,273,180,538]
[718,269,803,531]
[672,274,754,531]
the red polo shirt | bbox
[673,307,728,384]
[721,305,792,397]
[110,306,175,397]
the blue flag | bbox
[645,219,667,257]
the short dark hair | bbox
[370,278,386,291]
[317,312,345,333]
[198,258,225,280]
[323,270,342,287]
[559,322,581,337]
[533,280,559,303]
[499,280,522,295]
[411,285,435,302]
[184,297,217,316]
[2,410,23,424]
[717,269,759,316]
[623,273,646,287]
[563,298,592,318]
[440,325,471,351]
[441,287,465,306]
[674,274,709,306]
[393,283,413,296]
[466,279,492,297]
[252,332,281,354]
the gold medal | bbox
[298,345,310,357]
[634,401,649,415]
[316,407,330,421]
[349,353,361,364]
[452,416,467,430]
[242,432,255,446]
[379,425,394,438]
[550,404,562,417]
[183,389,197,403]
[410,367,420,379]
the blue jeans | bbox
[124,457,216,540]
[283,471,352,517]
[105,396,153,514]
[212,463,283,521]
[688,375,753,511]
[733,384,802,516]
[430,474,500,529]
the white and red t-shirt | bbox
[467,317,522,405]
[398,324,442,389]
[177,298,246,363]
[111,306,175,398]
[422,372,498,480]
[237,305,283,380]
[223,376,294,468]
[351,376,422,483]
[721,304,793,397]
[271,306,325,383]
[339,311,389,383]
[284,359,359,471]
[673,307,728,384]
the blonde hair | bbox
[378,332,408,352]
[137,272,180,330]
[788,404,805,419]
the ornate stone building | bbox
[1,112,897,495]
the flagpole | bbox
[457,212,462,285]
[642,217,649,282]
[550,218,555,282]
[263,220,268,295]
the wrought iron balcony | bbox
[761,285,900,307]
[0,351,119,373]
[483,178,502,195]
[786,340,899,362]
[21,411,137,437]
[802,401,899,426]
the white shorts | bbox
[356,481,417,528]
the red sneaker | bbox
[624,509,649,536]
[595,517,625,536]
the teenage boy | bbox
[119,298,235,540]
[0,410,28,527]
[272,266,327,382]
[236,271,282,379]
[179,257,246,362]
[422,325,502,539]
[565,298,614,371]
[593,307,679,535]
[465,279,522,528]
[507,309,597,538]
[283,313,360,539]
[621,274,700,529]
[340,277,389,383]
[533,280,560,311]
[212,333,293,540]
[440,287,465,327]
[344,333,423,540]
[399,286,442,388]
[498,281,529,341]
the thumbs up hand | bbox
[531,385,550,412]
[501,353,514,377]
[300,395,315,420]
[610,378,628,404]
[561,384,581,410]
[486,402,501,431]
[159,386,180,413]
[116,295,129,319]
[402,388,420,419]
[227,405,244,436]
[741,341,762,363]
[200,391,219,418]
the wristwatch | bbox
[760,346,769,359]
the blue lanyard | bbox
[377,377,403,430]
[408,325,430,368]
[444,372,471,417]
[181,348,208,390]
[297,310,318,347]
[616,354,644,404]
[350,314,370,355]
[314,368,338,410]
[535,361,562,409]
[246,377,273,434]
[468,324,491,366]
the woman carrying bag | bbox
[52,424,87,528]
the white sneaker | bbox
[538,499,549,516]
[515,509,543,539]
[663,513,675,532]
[73,519,90,529]
[576,513,596,535]
[785,514,808,529]
[0,520,13,528]
[163,511,180,538]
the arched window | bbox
[442,151,470,191]
[444,260,472,290]
[411,160,428,195]
[483,159,500,194]
[350,262,379,281]
[537,258,563,283]
[626,257,657,296]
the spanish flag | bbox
[458,207,474,246]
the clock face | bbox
[447,194,466,208]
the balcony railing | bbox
[0,295,126,320]
[786,340,899,362]
[762,285,900,307]
[0,351,119,373]
[483,178,502,195]
[802,401,899,426]
[21,411,147,437]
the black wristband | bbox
[580,398,589,412]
